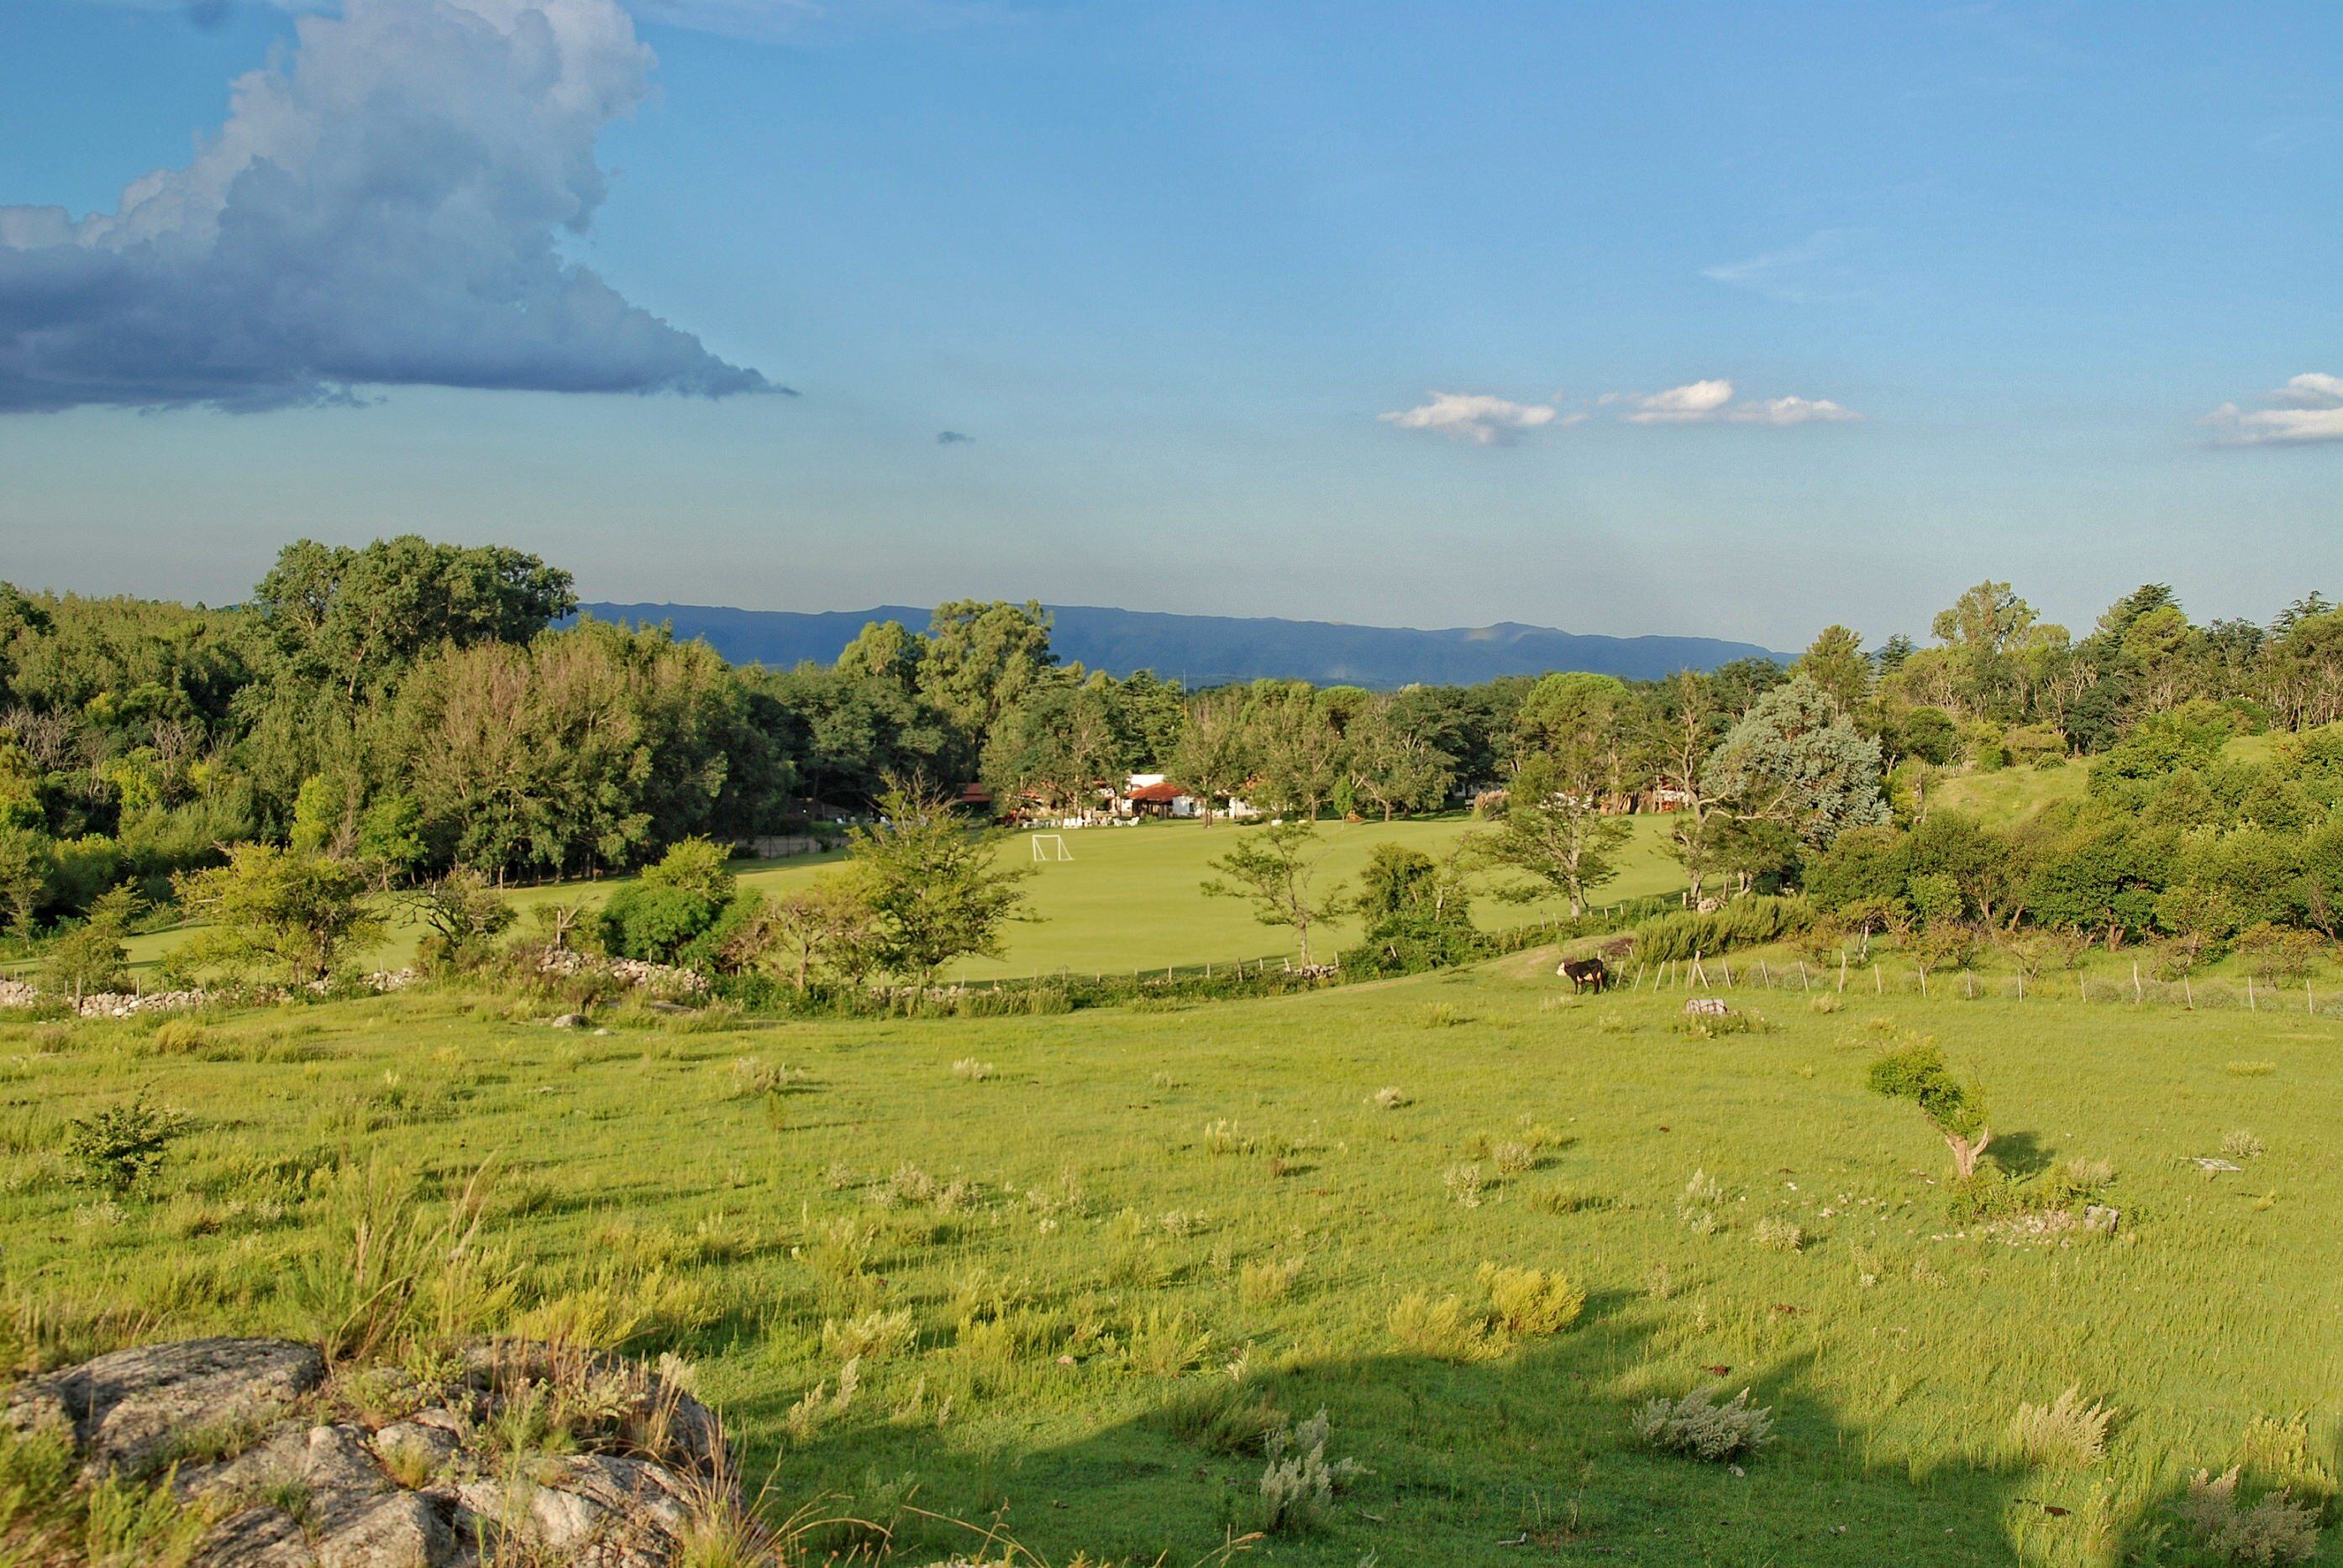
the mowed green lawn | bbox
[7,964,2340,1565]
[104,814,1689,983]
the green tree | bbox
[40,884,141,1005]
[407,868,517,973]
[1346,693,1457,821]
[1794,626,1872,713]
[1248,687,1347,821]
[250,536,575,700]
[0,824,55,947]
[1340,842,1478,975]
[849,782,1035,989]
[173,843,384,987]
[1168,691,1254,826]
[728,871,879,992]
[1868,1041,1992,1180]
[1703,675,1890,849]
[917,600,1057,760]
[1644,671,1730,905]
[1200,820,1348,965]
[1471,753,1631,918]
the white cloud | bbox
[1621,379,1736,423]
[2,0,773,412]
[1615,378,1858,427]
[2203,373,2343,446]
[1726,395,1858,426]
[1379,391,1563,446]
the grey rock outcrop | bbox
[5,1338,734,1568]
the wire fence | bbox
[1621,952,2343,1017]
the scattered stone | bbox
[2083,1204,2120,1235]
[1683,998,1731,1017]
[550,1013,589,1030]
[2189,1157,2243,1172]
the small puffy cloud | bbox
[1621,379,1736,423]
[1380,391,1563,446]
[0,0,773,413]
[937,429,975,444]
[1615,379,1857,427]
[2203,373,2343,445]
[1726,395,1858,426]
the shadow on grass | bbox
[726,1287,2146,1568]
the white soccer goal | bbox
[1029,833,1073,863]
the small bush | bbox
[951,1058,995,1082]
[1371,1086,1409,1110]
[2007,1386,2114,1469]
[1127,1306,1212,1376]
[1257,1409,1364,1534]
[1631,1387,1777,1462]
[1490,1140,1535,1175]
[1753,1215,1805,1254]
[1475,1264,1584,1336]
[1443,1162,1486,1209]
[1631,897,1813,964]
[63,1093,189,1193]
[2178,1466,2321,1566]
[2223,1129,2267,1162]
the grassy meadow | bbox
[8,952,2340,1565]
[85,814,1689,985]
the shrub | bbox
[1630,897,1813,964]
[63,1093,188,1193]
[2178,1467,2321,1566]
[1753,1215,1805,1254]
[2223,1130,2267,1162]
[1475,1264,1583,1336]
[2007,1386,2114,1469]
[148,1017,210,1056]
[1389,1290,1512,1362]
[1868,1040,1992,1178]
[951,1057,995,1081]
[1371,1086,1409,1110]
[1443,1162,1485,1209]
[1127,1307,1212,1376]
[1631,1387,1777,1462]
[1490,1140,1535,1175]
[1257,1409,1364,1534]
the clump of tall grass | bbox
[1678,1168,1725,1232]
[1238,1256,1305,1306]
[1127,1306,1213,1376]
[295,1160,516,1366]
[1631,1387,1777,1462]
[2178,1466,2321,1566]
[1753,1215,1805,1254]
[2007,1386,2115,1469]
[1475,1264,1584,1335]
[1444,1162,1486,1209]
[784,1357,862,1443]
[2223,1129,2267,1162]
[822,1308,917,1362]
[1370,1086,1409,1110]
[1389,1291,1510,1363]
[951,1058,995,1082]
[1153,1376,1287,1456]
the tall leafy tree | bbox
[1200,820,1348,964]
[1703,674,1890,849]
[848,781,1035,989]
[1472,752,1631,917]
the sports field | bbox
[104,815,1690,983]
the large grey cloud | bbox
[0,0,775,412]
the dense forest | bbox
[5,539,2343,968]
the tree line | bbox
[4,538,2342,966]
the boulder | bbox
[5,1336,323,1478]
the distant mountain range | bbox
[577,601,1789,689]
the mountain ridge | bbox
[576,600,1789,688]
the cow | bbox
[1558,957,1610,994]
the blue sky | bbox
[0,0,2337,648]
